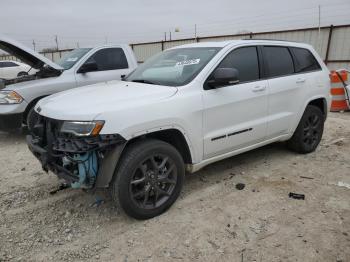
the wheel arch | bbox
[126,128,193,164]
[307,97,328,119]
[96,127,194,189]
[23,95,47,123]
[290,95,328,136]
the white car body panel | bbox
[0,35,138,128]
[0,61,36,80]
[35,40,331,171]
[0,34,63,70]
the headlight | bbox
[60,120,105,136]
[0,91,24,104]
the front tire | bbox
[25,106,36,129]
[287,105,324,153]
[111,139,185,220]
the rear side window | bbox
[290,47,321,73]
[263,46,294,78]
[1,61,18,67]
[218,46,260,83]
[87,48,128,71]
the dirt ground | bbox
[0,112,349,262]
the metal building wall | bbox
[328,27,350,61]
[163,39,196,49]
[1,24,349,70]
[129,25,350,70]
[251,28,330,59]
[132,43,162,63]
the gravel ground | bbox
[0,112,350,262]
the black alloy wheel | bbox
[287,105,324,153]
[130,154,177,209]
[111,139,185,220]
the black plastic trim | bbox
[0,113,23,130]
[228,128,253,137]
[211,135,227,141]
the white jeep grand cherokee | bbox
[27,40,331,219]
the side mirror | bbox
[78,61,98,74]
[207,67,239,88]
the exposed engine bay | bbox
[1,66,62,88]
[27,111,125,189]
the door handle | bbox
[252,86,266,92]
[296,78,306,83]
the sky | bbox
[1,0,350,51]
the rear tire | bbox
[287,105,324,153]
[111,139,185,220]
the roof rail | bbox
[242,38,300,43]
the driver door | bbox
[202,46,269,159]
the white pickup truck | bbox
[27,40,331,219]
[0,35,137,130]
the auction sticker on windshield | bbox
[175,59,200,67]
[66,57,79,62]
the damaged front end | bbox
[26,111,126,190]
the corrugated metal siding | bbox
[133,43,162,62]
[327,62,350,71]
[59,50,71,60]
[43,52,53,61]
[252,28,329,59]
[164,39,196,49]
[199,35,245,42]
[328,27,350,60]
[52,52,61,62]
[1,25,349,71]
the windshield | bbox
[56,48,91,70]
[126,47,221,86]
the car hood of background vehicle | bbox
[3,76,60,92]
[0,34,63,70]
[36,81,178,121]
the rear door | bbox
[262,45,307,138]
[202,46,269,159]
[75,48,130,87]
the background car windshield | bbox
[126,47,221,86]
[56,48,91,70]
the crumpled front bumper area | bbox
[26,113,125,189]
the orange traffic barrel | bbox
[330,70,349,112]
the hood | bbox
[36,81,178,121]
[0,34,63,70]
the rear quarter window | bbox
[263,46,294,78]
[290,47,321,73]
[1,61,19,67]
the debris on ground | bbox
[235,183,245,190]
[300,176,314,180]
[289,192,305,200]
[336,181,350,189]
[90,196,105,207]
[0,112,349,261]
[49,183,70,195]
[324,138,345,147]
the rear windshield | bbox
[56,48,91,70]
